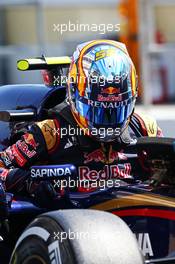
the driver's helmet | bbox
[68,40,138,142]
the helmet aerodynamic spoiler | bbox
[17,56,71,71]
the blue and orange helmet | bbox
[68,40,138,142]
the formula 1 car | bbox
[0,57,175,264]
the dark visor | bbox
[76,96,135,127]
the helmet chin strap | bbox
[115,118,133,145]
[117,104,136,145]
[119,126,132,145]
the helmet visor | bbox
[76,96,135,128]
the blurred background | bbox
[0,0,175,136]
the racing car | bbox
[0,57,175,264]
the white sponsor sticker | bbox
[136,233,154,257]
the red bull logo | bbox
[84,148,127,164]
[97,94,122,102]
[79,164,132,181]
[97,86,121,102]
[84,149,106,164]
[101,87,120,95]
[23,133,38,149]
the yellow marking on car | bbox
[17,57,71,71]
[17,60,29,71]
[45,56,71,65]
[17,58,45,70]
[90,193,175,211]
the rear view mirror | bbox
[0,109,36,122]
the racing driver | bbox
[0,40,162,206]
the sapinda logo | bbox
[30,165,75,178]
